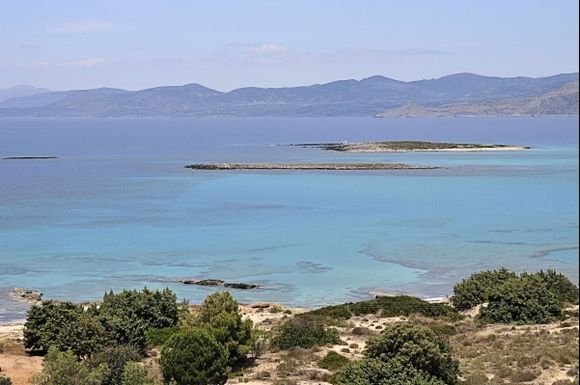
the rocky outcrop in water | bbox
[10,288,43,305]
[181,279,260,290]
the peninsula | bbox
[286,141,530,152]
[185,162,439,171]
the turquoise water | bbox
[0,117,578,321]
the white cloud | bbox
[56,20,113,33]
[57,58,107,68]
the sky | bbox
[1,0,578,91]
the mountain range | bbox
[0,72,577,117]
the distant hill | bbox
[376,79,579,117]
[0,85,51,103]
[0,73,577,117]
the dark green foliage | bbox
[146,327,179,347]
[24,288,180,358]
[451,268,517,310]
[334,358,447,385]
[364,323,459,384]
[0,376,12,385]
[451,268,578,311]
[31,347,109,385]
[306,295,460,322]
[90,346,141,385]
[121,362,157,385]
[479,276,562,324]
[523,269,579,305]
[197,292,254,366]
[24,301,109,357]
[160,329,228,385]
[99,288,179,352]
[272,316,340,349]
[318,351,350,371]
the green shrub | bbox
[272,317,340,349]
[121,362,157,385]
[306,295,460,322]
[146,327,179,347]
[31,347,109,385]
[24,301,109,357]
[98,288,178,353]
[451,268,517,310]
[365,323,459,384]
[318,351,350,371]
[198,292,254,366]
[0,376,13,385]
[523,270,579,305]
[479,276,562,324]
[160,329,228,385]
[335,358,446,385]
[90,346,141,385]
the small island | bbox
[2,156,58,160]
[185,162,440,171]
[284,140,530,152]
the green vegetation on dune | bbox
[452,268,578,324]
[305,295,462,322]
[19,268,579,385]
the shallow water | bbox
[0,117,578,321]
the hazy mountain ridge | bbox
[377,79,579,117]
[0,85,51,103]
[0,72,577,117]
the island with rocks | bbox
[185,162,440,171]
[284,140,530,152]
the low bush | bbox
[318,351,350,371]
[89,345,141,385]
[479,276,562,324]
[31,347,109,385]
[451,268,517,310]
[364,323,459,384]
[335,358,446,385]
[0,376,13,385]
[272,317,340,349]
[306,295,460,322]
[160,329,228,385]
[145,327,178,347]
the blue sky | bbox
[1,0,578,90]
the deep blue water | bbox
[0,117,578,321]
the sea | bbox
[0,117,578,322]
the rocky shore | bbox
[185,162,439,170]
[284,141,530,152]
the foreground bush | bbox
[24,288,179,357]
[451,268,578,311]
[31,347,109,385]
[121,362,157,385]
[197,292,254,366]
[335,358,447,385]
[523,269,579,305]
[98,288,179,353]
[90,346,141,385]
[307,295,461,322]
[318,351,350,371]
[160,329,228,385]
[272,316,340,349]
[479,276,562,324]
[451,268,517,310]
[0,376,12,385]
[24,301,109,357]
[364,323,459,384]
